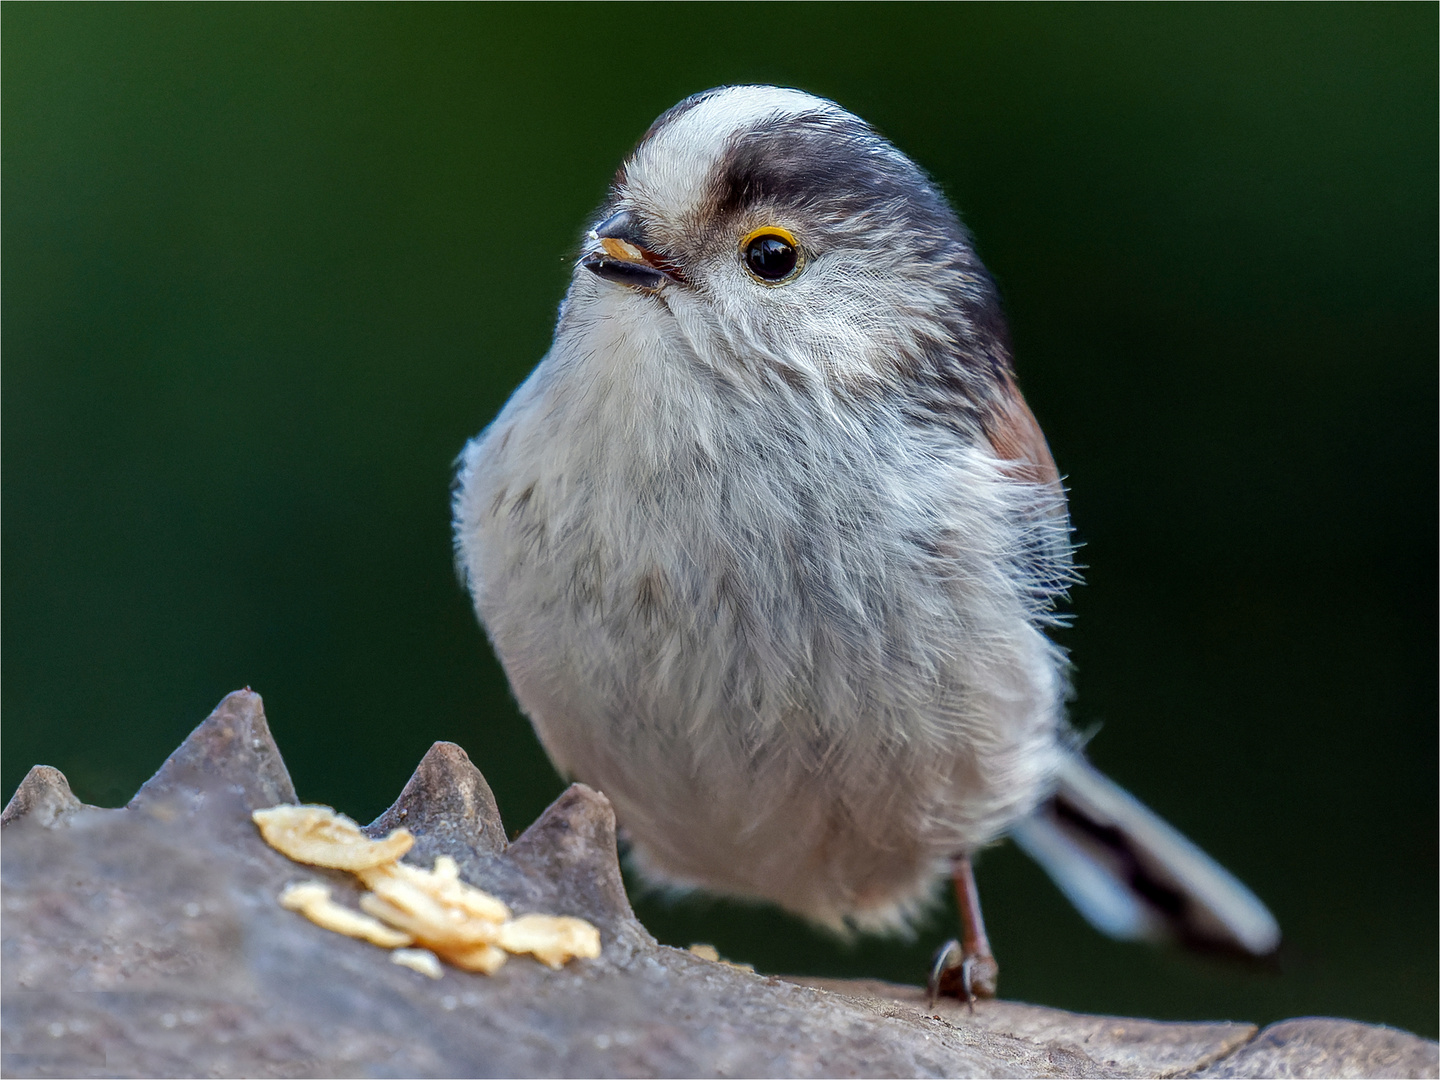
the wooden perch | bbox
[3,691,1435,1078]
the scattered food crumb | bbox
[253,805,412,870]
[687,942,754,972]
[279,881,414,948]
[497,914,601,969]
[392,948,444,979]
[255,802,602,977]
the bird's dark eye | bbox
[740,227,802,284]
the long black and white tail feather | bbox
[1012,753,1281,959]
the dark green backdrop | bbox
[5,4,1436,1037]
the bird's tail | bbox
[1010,753,1280,958]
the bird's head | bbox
[566,85,1013,402]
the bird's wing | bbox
[1011,752,1282,958]
[977,375,1074,608]
[979,374,1061,489]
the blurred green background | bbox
[5,4,1435,1037]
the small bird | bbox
[454,85,1279,999]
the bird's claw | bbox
[926,937,999,1011]
[926,939,963,1008]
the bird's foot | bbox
[927,853,1000,1010]
[926,938,999,1011]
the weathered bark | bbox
[3,691,1435,1079]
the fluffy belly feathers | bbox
[454,361,1065,932]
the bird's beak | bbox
[581,210,683,290]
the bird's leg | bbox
[926,854,1000,1008]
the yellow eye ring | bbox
[739,226,804,284]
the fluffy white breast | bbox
[454,290,1066,932]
